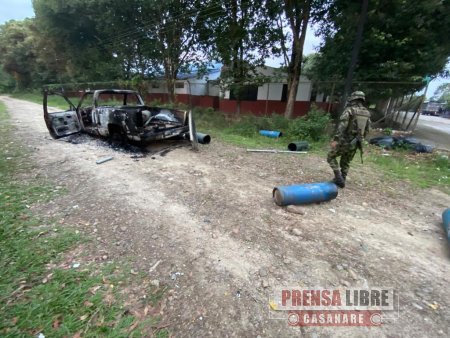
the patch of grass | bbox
[366,146,450,193]
[10,93,447,193]
[11,92,77,110]
[0,102,168,337]
[193,106,328,151]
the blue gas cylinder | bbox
[259,130,282,138]
[273,182,338,206]
[443,208,450,241]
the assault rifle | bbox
[350,136,364,163]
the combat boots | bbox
[341,170,347,184]
[332,170,345,188]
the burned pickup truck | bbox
[43,89,200,148]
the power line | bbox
[96,1,264,53]
[97,3,225,48]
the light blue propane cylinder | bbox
[443,208,450,242]
[259,130,283,138]
[273,182,338,206]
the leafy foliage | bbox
[195,104,330,142]
[0,20,37,90]
[431,83,450,108]
[312,0,450,98]
[264,0,330,118]
[288,105,331,141]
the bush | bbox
[288,105,331,141]
[257,113,291,132]
[228,115,260,136]
[193,106,229,131]
[194,105,331,142]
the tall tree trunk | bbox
[285,76,298,118]
[284,0,311,119]
[166,77,175,103]
[163,59,176,103]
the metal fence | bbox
[45,79,429,130]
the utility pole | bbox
[408,75,431,131]
[339,0,369,113]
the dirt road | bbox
[2,96,450,337]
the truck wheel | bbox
[108,126,127,147]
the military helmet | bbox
[348,91,365,102]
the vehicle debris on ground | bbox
[95,156,114,164]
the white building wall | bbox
[208,83,220,96]
[148,79,220,96]
[257,83,284,101]
[187,80,209,96]
[147,81,163,94]
[295,81,312,101]
[174,81,188,95]
[146,67,318,102]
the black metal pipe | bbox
[196,132,211,144]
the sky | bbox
[0,0,447,99]
[0,0,34,24]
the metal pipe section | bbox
[196,132,211,144]
[273,182,338,206]
[259,130,282,138]
[443,208,450,242]
[96,156,114,164]
[288,141,309,151]
[247,149,307,154]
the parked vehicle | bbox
[420,101,444,116]
[43,89,198,148]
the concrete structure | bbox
[145,64,334,117]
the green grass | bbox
[193,106,329,152]
[0,101,168,337]
[8,92,449,193]
[193,106,449,192]
[11,92,75,110]
[366,147,450,192]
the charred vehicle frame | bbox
[43,89,199,148]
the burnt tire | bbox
[108,126,127,147]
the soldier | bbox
[327,91,371,188]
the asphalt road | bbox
[393,112,450,151]
[414,115,450,151]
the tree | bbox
[95,0,161,80]
[145,0,207,103]
[0,20,37,90]
[0,68,15,92]
[266,0,330,119]
[312,0,450,99]
[279,0,312,119]
[199,0,277,113]
[432,83,450,108]
[33,0,123,83]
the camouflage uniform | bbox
[327,91,371,187]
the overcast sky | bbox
[0,0,445,98]
[0,0,34,24]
